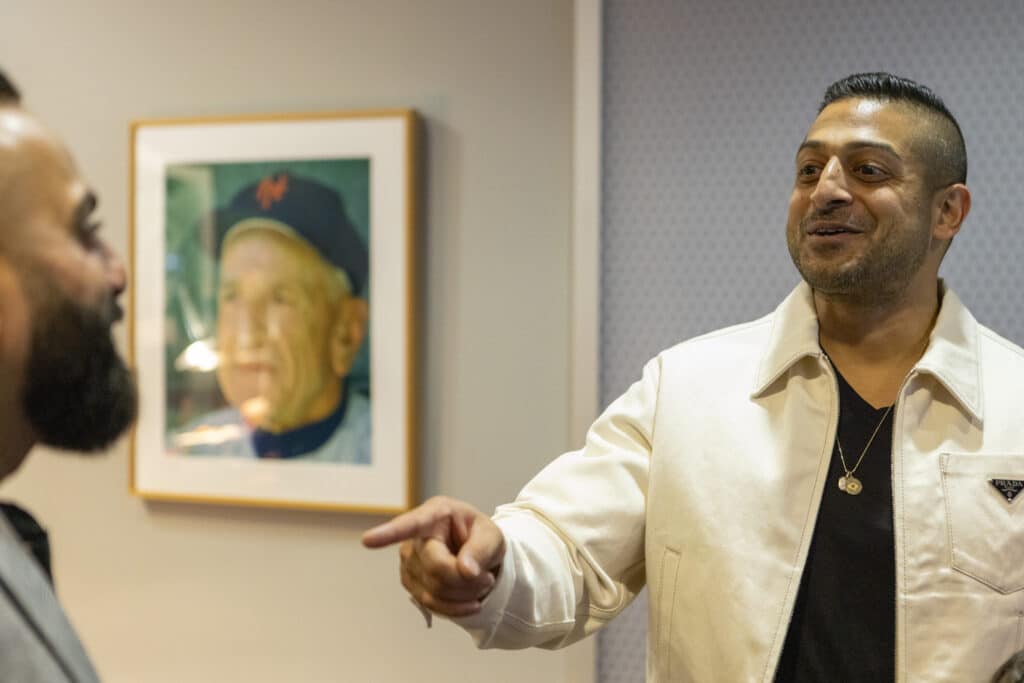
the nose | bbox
[809,157,852,210]
[235,302,267,349]
[103,242,127,296]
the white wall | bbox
[0,1,585,681]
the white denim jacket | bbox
[457,282,1024,682]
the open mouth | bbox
[808,224,861,237]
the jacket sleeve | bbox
[452,355,661,649]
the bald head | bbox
[0,107,85,259]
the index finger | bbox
[362,503,447,548]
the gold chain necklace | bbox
[835,405,893,496]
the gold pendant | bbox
[843,475,863,495]
[838,476,848,492]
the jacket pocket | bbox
[651,546,681,680]
[941,453,1024,594]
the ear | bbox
[0,257,23,347]
[932,183,971,243]
[0,256,31,363]
[329,296,368,377]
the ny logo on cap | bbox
[989,478,1024,503]
[256,173,289,210]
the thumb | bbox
[455,517,505,580]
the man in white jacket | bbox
[366,73,1022,682]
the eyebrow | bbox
[796,139,901,159]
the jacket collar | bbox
[752,280,983,422]
[752,282,824,397]
[914,284,983,421]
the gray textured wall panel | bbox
[599,1,1024,681]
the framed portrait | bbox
[130,110,417,513]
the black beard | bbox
[21,293,137,452]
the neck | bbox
[0,427,36,481]
[814,278,941,408]
[0,378,37,481]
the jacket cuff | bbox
[448,527,517,646]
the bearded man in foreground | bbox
[0,70,136,682]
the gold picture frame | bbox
[129,110,417,513]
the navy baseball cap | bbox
[213,171,369,295]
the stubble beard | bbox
[21,289,138,452]
[788,214,931,307]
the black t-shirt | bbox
[774,366,896,681]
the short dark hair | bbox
[0,69,20,104]
[820,72,967,187]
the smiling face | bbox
[786,98,946,303]
[215,227,365,433]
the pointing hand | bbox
[362,496,506,617]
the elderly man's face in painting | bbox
[215,226,366,433]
